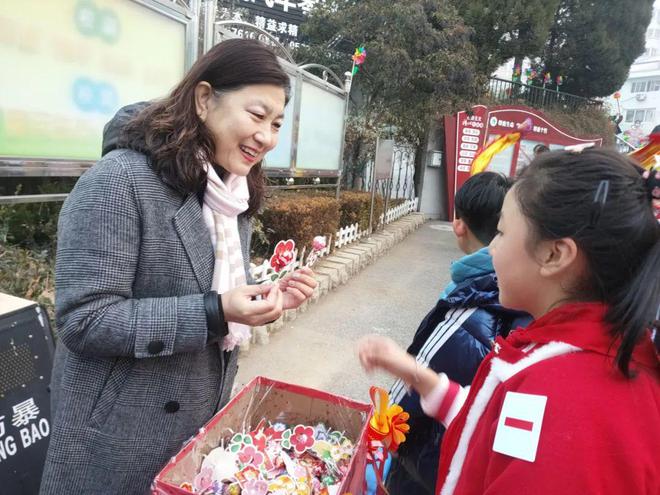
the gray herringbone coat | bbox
[40,150,252,494]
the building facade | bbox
[607,1,660,145]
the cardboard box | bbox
[152,376,373,494]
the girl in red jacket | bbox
[359,149,659,494]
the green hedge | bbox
[0,189,391,312]
[258,194,342,257]
[338,190,384,232]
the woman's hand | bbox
[221,283,283,326]
[278,266,318,310]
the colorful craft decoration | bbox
[351,46,366,76]
[367,387,409,452]
[470,118,533,176]
[543,72,551,85]
[613,91,621,100]
[364,387,409,495]
[513,65,521,82]
[305,236,327,267]
[184,421,355,494]
[269,239,295,274]
[556,75,564,86]
[629,132,660,170]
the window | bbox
[630,79,660,92]
[648,79,660,91]
[625,108,655,123]
[632,81,646,93]
[648,29,660,39]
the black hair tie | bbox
[588,179,610,228]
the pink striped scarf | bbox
[202,164,250,351]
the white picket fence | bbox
[250,197,418,283]
[380,197,419,224]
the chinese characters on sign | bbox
[0,398,50,462]
[219,0,324,49]
[456,109,487,173]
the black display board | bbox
[0,303,54,494]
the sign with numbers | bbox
[0,295,55,493]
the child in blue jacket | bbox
[364,172,531,494]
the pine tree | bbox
[540,0,653,97]
[452,0,560,76]
[296,0,480,145]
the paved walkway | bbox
[235,221,462,403]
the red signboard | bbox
[443,105,604,219]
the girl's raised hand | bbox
[357,335,416,379]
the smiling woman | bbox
[39,39,317,494]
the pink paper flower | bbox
[270,240,295,272]
[242,478,269,495]
[290,425,316,454]
[192,466,213,492]
[312,236,326,252]
[238,444,265,467]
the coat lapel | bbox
[174,193,214,292]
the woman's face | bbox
[202,84,286,176]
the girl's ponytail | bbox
[607,240,660,376]
[516,149,660,378]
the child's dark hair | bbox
[455,172,513,245]
[516,148,660,376]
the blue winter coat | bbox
[386,256,531,494]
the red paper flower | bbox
[265,423,286,441]
[269,239,295,273]
[250,431,267,452]
[290,424,315,454]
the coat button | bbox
[164,401,180,413]
[147,340,164,355]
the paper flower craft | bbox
[367,386,410,453]
[290,424,316,454]
[270,239,295,273]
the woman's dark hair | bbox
[515,148,660,377]
[120,39,291,216]
[455,172,513,245]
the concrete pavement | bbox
[234,221,462,404]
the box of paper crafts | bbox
[152,376,373,495]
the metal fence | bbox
[488,77,602,112]
[361,145,416,200]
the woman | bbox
[40,39,317,494]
